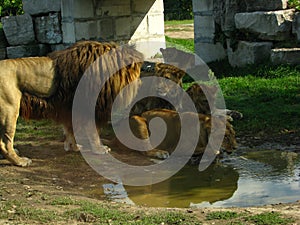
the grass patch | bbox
[165,36,194,53]
[206,211,240,220]
[15,119,62,142]
[245,212,295,225]
[218,65,300,135]
[165,20,193,25]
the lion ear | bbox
[211,85,218,93]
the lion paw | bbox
[16,157,32,167]
[92,145,111,154]
[146,149,169,159]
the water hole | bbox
[92,149,300,208]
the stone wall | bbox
[0,0,165,59]
[194,0,300,66]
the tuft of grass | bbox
[165,36,194,53]
[245,212,295,225]
[165,20,193,25]
[206,211,240,220]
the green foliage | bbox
[288,0,300,10]
[164,0,193,20]
[0,0,23,17]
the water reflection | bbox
[102,150,300,208]
[126,164,239,208]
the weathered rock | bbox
[235,9,295,41]
[7,44,50,58]
[293,12,300,42]
[35,13,62,44]
[227,41,273,67]
[243,0,288,12]
[23,0,61,15]
[1,14,35,46]
[213,0,241,36]
[271,48,300,65]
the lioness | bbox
[108,109,237,159]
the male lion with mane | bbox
[0,41,144,167]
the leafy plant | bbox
[288,0,300,10]
[0,0,23,17]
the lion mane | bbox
[0,41,143,166]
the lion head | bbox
[131,62,186,115]
[200,114,237,155]
[186,83,218,114]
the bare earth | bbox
[0,25,299,224]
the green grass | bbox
[245,212,294,225]
[166,35,300,136]
[165,20,193,25]
[218,65,300,135]
[206,211,294,225]
[165,36,194,53]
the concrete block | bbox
[23,0,61,15]
[96,0,131,17]
[73,0,95,18]
[1,14,35,46]
[193,0,213,12]
[227,41,273,67]
[131,16,148,38]
[293,12,300,42]
[35,13,62,44]
[132,0,158,14]
[194,15,215,41]
[115,17,131,38]
[98,19,114,40]
[7,44,50,58]
[75,21,99,41]
[61,22,76,43]
[195,42,227,63]
[271,48,300,65]
[148,14,164,35]
[235,9,295,41]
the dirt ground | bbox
[1,128,300,224]
[0,25,300,224]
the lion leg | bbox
[129,115,169,159]
[0,104,32,167]
[62,124,81,152]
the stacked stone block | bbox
[194,0,300,66]
[1,0,165,59]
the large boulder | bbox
[242,0,288,11]
[35,13,62,44]
[235,9,295,41]
[1,13,35,46]
[271,48,300,65]
[227,41,273,67]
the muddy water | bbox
[101,149,300,208]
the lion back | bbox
[48,41,144,121]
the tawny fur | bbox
[0,41,144,166]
